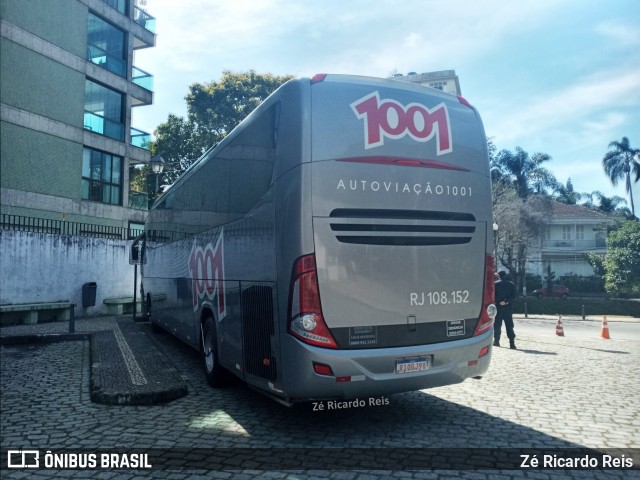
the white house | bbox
[527,202,613,279]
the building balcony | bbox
[128,190,149,210]
[134,7,156,34]
[84,111,125,141]
[87,44,126,78]
[130,127,151,150]
[541,239,606,251]
[132,66,153,91]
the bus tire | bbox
[201,315,226,387]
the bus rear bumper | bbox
[278,330,493,403]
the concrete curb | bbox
[1,319,188,406]
[0,333,90,345]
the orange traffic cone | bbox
[556,315,565,337]
[600,316,611,339]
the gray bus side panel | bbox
[143,80,310,392]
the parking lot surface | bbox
[1,315,639,479]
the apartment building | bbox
[391,70,462,96]
[1,0,156,235]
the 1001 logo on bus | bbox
[351,91,452,155]
[189,232,226,319]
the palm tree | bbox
[584,191,633,218]
[602,137,640,217]
[493,147,556,199]
[553,178,584,205]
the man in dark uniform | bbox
[494,270,517,349]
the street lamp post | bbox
[150,155,165,196]
[493,222,499,265]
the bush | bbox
[525,273,542,293]
[558,274,605,294]
[513,297,639,317]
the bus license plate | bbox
[395,357,430,374]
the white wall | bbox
[0,230,138,316]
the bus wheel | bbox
[201,316,226,387]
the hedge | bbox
[513,297,639,317]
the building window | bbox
[576,225,584,240]
[84,80,124,140]
[562,225,572,240]
[82,148,122,205]
[87,14,126,77]
[429,81,447,91]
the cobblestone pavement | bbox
[1,317,639,479]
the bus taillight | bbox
[474,254,496,336]
[288,254,338,349]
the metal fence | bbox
[1,214,144,240]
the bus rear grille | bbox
[329,209,476,246]
[241,285,277,382]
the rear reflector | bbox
[313,363,334,376]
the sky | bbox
[132,0,640,204]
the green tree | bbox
[544,263,556,291]
[603,221,640,297]
[494,192,552,293]
[151,70,293,187]
[585,252,606,277]
[490,143,555,293]
[186,70,293,139]
[602,137,640,218]
[487,137,497,164]
[583,191,632,218]
[489,146,514,206]
[553,178,583,205]
[492,147,556,199]
[129,163,158,208]
[151,114,208,185]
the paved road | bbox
[1,317,639,479]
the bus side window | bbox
[225,104,278,218]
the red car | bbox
[533,285,570,298]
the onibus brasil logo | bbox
[351,91,452,155]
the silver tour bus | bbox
[140,74,496,405]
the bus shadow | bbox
[183,383,616,471]
[143,322,612,465]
